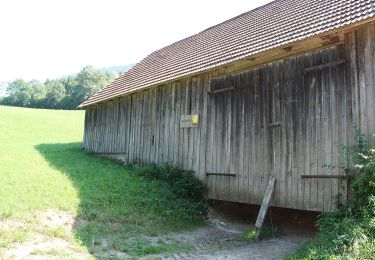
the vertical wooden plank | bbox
[194,77,202,178]
[134,93,141,161]
[357,26,368,134]
[347,30,360,129]
[172,83,181,166]
[370,24,375,136]
[230,74,239,202]
[169,83,176,165]
[289,57,299,210]
[217,78,225,198]
[199,74,210,182]
[141,91,146,162]
[147,90,153,163]
[143,91,148,162]
[322,64,331,212]
[182,80,190,169]
[188,78,196,171]
[205,74,214,189]
[286,58,297,208]
[243,70,252,203]
[154,87,162,164]
[150,88,157,162]
[239,72,248,203]
[250,69,259,204]
[179,80,186,169]
[364,24,375,135]
[303,54,312,211]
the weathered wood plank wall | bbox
[205,45,350,212]
[83,23,375,212]
[84,75,210,182]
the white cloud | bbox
[0,0,273,81]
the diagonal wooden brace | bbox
[255,176,276,240]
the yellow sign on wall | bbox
[180,114,199,128]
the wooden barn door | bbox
[205,76,236,201]
[205,72,272,204]
[296,59,349,212]
[271,54,349,212]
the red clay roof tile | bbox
[79,0,375,108]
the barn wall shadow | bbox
[35,142,157,255]
[35,142,122,254]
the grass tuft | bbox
[237,226,281,242]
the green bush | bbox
[128,163,208,218]
[288,129,375,259]
[342,131,375,215]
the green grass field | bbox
[0,105,205,258]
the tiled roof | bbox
[79,0,375,108]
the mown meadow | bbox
[0,105,206,258]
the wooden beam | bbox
[208,87,234,95]
[255,176,276,240]
[206,172,237,177]
[301,175,348,179]
[304,59,347,73]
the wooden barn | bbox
[79,0,375,212]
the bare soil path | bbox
[1,203,316,259]
[151,206,314,260]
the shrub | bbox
[341,130,375,215]
[288,129,375,259]
[128,163,208,218]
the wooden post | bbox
[255,176,276,240]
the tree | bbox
[29,80,47,107]
[45,80,66,108]
[75,66,108,103]
[61,76,78,96]
[0,65,117,109]
[5,79,32,106]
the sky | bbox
[0,0,273,82]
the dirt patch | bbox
[1,204,316,259]
[4,236,86,260]
[1,210,90,260]
[38,209,75,232]
[151,206,314,259]
[0,219,25,230]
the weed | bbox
[237,226,281,242]
[128,164,208,222]
[0,227,29,248]
[31,248,70,257]
[122,238,186,257]
[129,164,207,199]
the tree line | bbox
[0,66,118,109]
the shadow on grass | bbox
[35,142,205,257]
